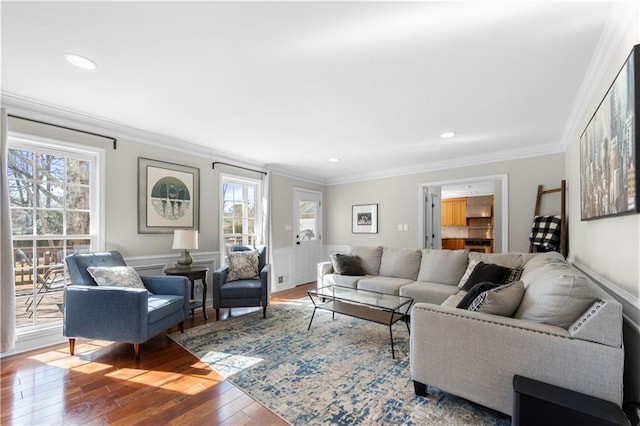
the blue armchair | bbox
[64,251,189,359]
[212,245,270,321]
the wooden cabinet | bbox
[441,198,467,226]
[442,239,465,250]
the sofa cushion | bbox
[456,281,502,309]
[331,254,366,276]
[515,251,600,328]
[87,266,148,291]
[379,247,422,280]
[468,281,525,316]
[469,252,537,269]
[349,246,383,275]
[227,250,259,282]
[357,276,414,295]
[323,273,369,289]
[417,249,468,285]
[460,261,511,292]
[401,281,463,305]
[147,294,184,324]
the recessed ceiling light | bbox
[463,185,471,189]
[328,157,340,162]
[64,53,97,70]
[440,132,456,139]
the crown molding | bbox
[560,1,639,150]
[325,142,564,185]
[1,92,326,183]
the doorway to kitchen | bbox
[419,174,509,253]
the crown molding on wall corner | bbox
[325,142,564,185]
[559,1,639,151]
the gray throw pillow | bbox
[331,254,366,276]
[227,251,259,282]
[87,266,148,291]
[468,281,525,316]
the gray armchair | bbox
[212,245,270,321]
[64,251,189,359]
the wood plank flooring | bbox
[1,283,315,425]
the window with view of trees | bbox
[221,177,260,261]
[8,140,99,329]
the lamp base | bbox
[176,249,193,267]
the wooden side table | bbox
[165,266,209,320]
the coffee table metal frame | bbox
[307,285,413,359]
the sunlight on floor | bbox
[200,351,263,378]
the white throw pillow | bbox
[87,266,147,290]
[458,259,480,289]
[227,251,259,282]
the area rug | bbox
[169,299,510,425]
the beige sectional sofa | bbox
[316,246,624,416]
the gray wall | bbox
[326,153,565,253]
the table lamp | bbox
[172,229,199,267]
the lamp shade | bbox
[172,229,199,250]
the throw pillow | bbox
[456,281,502,309]
[331,254,366,276]
[227,250,259,282]
[504,265,524,284]
[458,259,480,289]
[468,281,525,316]
[460,261,512,292]
[87,266,147,291]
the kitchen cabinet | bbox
[441,198,467,226]
[442,239,465,250]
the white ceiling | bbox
[1,1,619,184]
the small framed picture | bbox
[352,204,378,233]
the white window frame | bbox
[8,131,106,338]
[219,174,262,266]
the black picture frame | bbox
[580,44,639,220]
[352,204,378,233]
[138,157,200,233]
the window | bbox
[220,176,261,263]
[8,135,102,329]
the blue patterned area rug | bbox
[169,299,510,425]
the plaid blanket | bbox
[529,215,561,251]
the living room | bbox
[2,1,640,424]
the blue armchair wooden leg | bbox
[179,321,184,333]
[134,344,140,360]
[69,338,76,356]
[216,308,220,321]
[263,306,267,318]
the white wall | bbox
[563,4,640,407]
[326,153,565,253]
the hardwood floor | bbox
[1,283,315,425]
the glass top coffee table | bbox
[307,285,413,359]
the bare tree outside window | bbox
[8,147,93,327]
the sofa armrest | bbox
[63,285,148,343]
[410,303,624,416]
[211,265,229,308]
[317,261,334,288]
[261,264,271,305]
